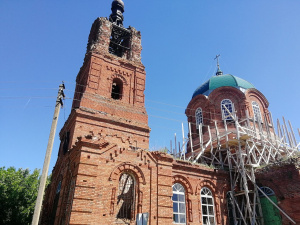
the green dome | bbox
[192,74,255,98]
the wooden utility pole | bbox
[32,83,65,225]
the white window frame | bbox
[221,99,235,120]
[252,101,262,123]
[201,187,216,225]
[172,183,186,224]
[195,107,203,128]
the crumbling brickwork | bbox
[40,15,231,225]
[256,157,300,225]
[185,86,275,155]
[40,4,299,224]
[42,141,230,225]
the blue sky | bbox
[1,0,299,173]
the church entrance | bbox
[259,187,282,225]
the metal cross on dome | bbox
[214,54,223,76]
[214,54,220,70]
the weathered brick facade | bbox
[185,86,275,155]
[40,9,230,225]
[256,157,300,225]
[41,1,300,225]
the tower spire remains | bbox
[109,0,125,27]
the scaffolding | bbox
[172,108,299,225]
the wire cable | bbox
[0,96,57,99]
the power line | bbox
[4,83,292,130]
[1,80,230,117]
[2,106,53,108]
[63,84,235,116]
[0,96,57,99]
[69,95,230,118]
[0,80,64,84]
[146,106,185,116]
[0,92,244,124]
[0,88,59,91]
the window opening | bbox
[226,192,236,225]
[116,173,135,221]
[201,187,216,225]
[221,99,234,120]
[63,132,70,154]
[258,186,275,197]
[195,107,203,128]
[50,180,62,225]
[109,24,131,58]
[172,183,186,224]
[252,101,262,122]
[259,187,282,225]
[111,78,123,100]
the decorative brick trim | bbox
[172,175,194,222]
[108,162,146,185]
[196,179,222,224]
[107,73,128,86]
[195,179,217,196]
[172,175,194,194]
[246,88,269,108]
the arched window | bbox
[116,173,135,221]
[221,99,234,120]
[258,186,275,197]
[252,101,262,122]
[172,183,186,224]
[195,107,203,128]
[201,187,216,225]
[111,78,123,100]
[259,187,281,225]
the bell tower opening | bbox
[111,78,123,100]
[109,25,131,58]
[108,0,131,58]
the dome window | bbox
[221,99,235,120]
[252,101,262,122]
[195,107,203,128]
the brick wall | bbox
[40,12,299,225]
[41,138,230,224]
[185,86,275,154]
[256,157,300,225]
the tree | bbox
[0,167,40,225]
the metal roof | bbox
[192,74,255,98]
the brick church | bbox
[41,1,300,224]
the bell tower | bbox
[63,0,150,151]
[41,2,150,224]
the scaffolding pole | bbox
[174,111,299,225]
